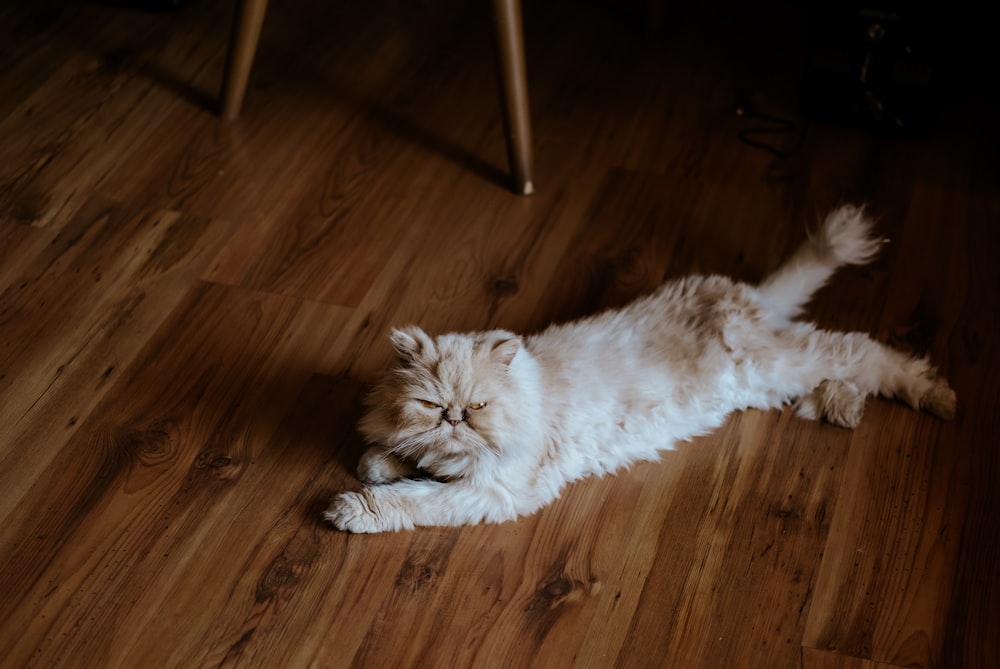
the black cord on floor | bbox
[735,107,803,158]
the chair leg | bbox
[220,0,270,120]
[490,0,534,195]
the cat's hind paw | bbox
[921,378,957,420]
[796,379,867,429]
[819,379,867,429]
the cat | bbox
[324,205,956,533]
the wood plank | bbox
[802,406,965,666]
[938,170,1000,669]
[802,646,905,669]
[0,282,353,667]
[307,162,604,380]
[592,411,849,669]
[802,146,1000,668]
[527,167,802,329]
[0,0,229,229]
[0,2,83,122]
[124,372,408,669]
[0,196,235,522]
[103,0,507,230]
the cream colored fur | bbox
[324,205,956,532]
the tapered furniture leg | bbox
[491,0,535,195]
[220,0,270,120]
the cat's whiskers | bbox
[388,422,499,465]
[388,431,436,458]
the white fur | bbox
[324,205,956,532]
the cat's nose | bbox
[447,419,461,427]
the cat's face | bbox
[361,326,523,478]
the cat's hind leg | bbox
[795,379,867,428]
[793,329,956,425]
[851,339,956,419]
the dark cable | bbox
[735,107,803,158]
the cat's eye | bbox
[418,399,441,410]
[468,402,487,410]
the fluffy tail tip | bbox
[815,204,887,266]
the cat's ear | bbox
[488,334,521,368]
[389,326,433,364]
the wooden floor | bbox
[1,0,997,666]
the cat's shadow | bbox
[283,371,370,475]
[269,370,372,524]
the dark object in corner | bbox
[90,0,184,11]
[801,3,951,135]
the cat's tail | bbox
[757,205,885,320]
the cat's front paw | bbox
[323,490,410,533]
[357,448,418,484]
[324,491,380,533]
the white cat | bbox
[324,205,956,532]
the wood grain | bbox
[1,0,996,667]
[802,647,904,669]
[0,196,234,521]
[0,2,231,229]
[0,283,353,667]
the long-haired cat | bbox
[324,205,956,532]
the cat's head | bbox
[359,326,528,479]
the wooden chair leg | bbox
[220,0,270,120]
[490,0,535,195]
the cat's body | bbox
[324,206,956,532]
